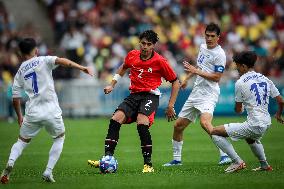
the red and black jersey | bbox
[124,50,177,93]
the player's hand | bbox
[18,116,23,127]
[83,67,94,77]
[183,61,197,74]
[165,106,177,122]
[180,80,188,89]
[104,85,114,94]
[275,113,284,124]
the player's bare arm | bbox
[183,61,222,82]
[274,95,284,124]
[12,97,23,126]
[181,72,194,89]
[234,102,244,114]
[104,64,128,94]
[55,58,94,76]
[165,79,180,122]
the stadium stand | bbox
[0,0,283,119]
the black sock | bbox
[137,124,152,166]
[105,119,121,156]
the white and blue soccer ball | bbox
[99,155,118,174]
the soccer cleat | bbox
[162,160,182,167]
[218,155,232,165]
[87,160,100,168]
[1,165,13,184]
[225,162,246,173]
[42,172,56,183]
[142,164,154,173]
[252,165,273,171]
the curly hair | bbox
[139,30,159,44]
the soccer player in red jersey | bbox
[88,30,180,173]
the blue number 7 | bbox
[24,71,38,95]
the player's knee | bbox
[200,119,208,128]
[19,135,31,143]
[246,138,256,144]
[199,120,212,133]
[55,132,65,139]
[137,114,149,125]
[112,110,126,124]
[174,121,187,132]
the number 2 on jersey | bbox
[24,71,38,95]
[250,82,268,105]
[138,69,143,78]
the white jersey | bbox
[235,71,280,126]
[12,56,62,122]
[188,44,226,104]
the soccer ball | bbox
[99,155,118,174]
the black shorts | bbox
[115,92,159,126]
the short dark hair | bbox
[205,23,221,36]
[233,51,257,68]
[139,30,159,44]
[18,38,36,55]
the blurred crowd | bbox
[1,0,284,85]
[42,0,284,82]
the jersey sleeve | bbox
[160,58,177,82]
[12,72,24,98]
[214,53,226,73]
[235,81,243,102]
[123,51,134,69]
[44,56,58,70]
[268,79,280,98]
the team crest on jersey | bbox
[148,67,152,73]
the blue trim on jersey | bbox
[214,65,225,73]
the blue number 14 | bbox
[24,71,38,95]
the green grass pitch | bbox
[0,117,283,189]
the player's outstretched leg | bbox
[1,138,29,184]
[0,164,13,184]
[88,119,121,169]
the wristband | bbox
[113,74,121,81]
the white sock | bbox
[219,148,228,157]
[212,135,242,163]
[172,139,183,161]
[45,136,64,174]
[249,141,268,165]
[7,139,29,167]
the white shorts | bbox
[224,121,270,141]
[178,100,215,122]
[20,117,65,139]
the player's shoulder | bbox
[214,45,226,57]
[153,51,166,61]
[235,78,243,87]
[127,49,140,56]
